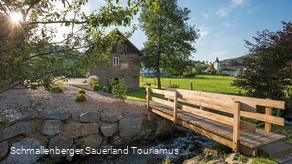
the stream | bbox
[64,128,214,164]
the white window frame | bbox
[113,57,119,66]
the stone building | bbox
[90,31,142,91]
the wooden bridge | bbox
[146,88,287,157]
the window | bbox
[116,44,127,53]
[113,57,119,66]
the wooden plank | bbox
[182,95,235,112]
[150,108,174,121]
[180,120,233,149]
[239,145,258,156]
[200,102,234,114]
[146,87,150,109]
[233,101,241,152]
[149,88,174,97]
[180,105,234,126]
[150,97,174,108]
[173,91,178,123]
[200,90,285,109]
[241,111,284,126]
[240,121,256,132]
[265,106,272,132]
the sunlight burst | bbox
[10,12,23,23]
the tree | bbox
[195,63,202,74]
[139,0,199,88]
[236,68,242,77]
[232,21,292,100]
[218,66,225,75]
[0,0,143,93]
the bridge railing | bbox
[146,87,285,153]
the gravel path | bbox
[0,84,148,115]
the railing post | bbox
[173,91,178,123]
[146,87,150,109]
[233,101,241,152]
[265,106,272,132]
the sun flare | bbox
[10,12,23,23]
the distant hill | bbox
[220,56,246,66]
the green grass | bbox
[252,157,277,164]
[127,75,242,101]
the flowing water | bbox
[66,129,214,164]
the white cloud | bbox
[202,12,209,19]
[231,0,245,6]
[210,51,227,57]
[216,8,228,17]
[199,26,210,38]
[222,22,231,27]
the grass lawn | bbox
[127,75,242,101]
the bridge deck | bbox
[150,102,285,149]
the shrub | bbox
[103,86,109,93]
[168,84,180,88]
[74,94,87,102]
[92,83,100,91]
[50,86,63,93]
[78,89,86,94]
[111,78,127,101]
[87,75,99,85]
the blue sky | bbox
[127,0,292,63]
[57,0,292,63]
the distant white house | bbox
[140,67,168,77]
[214,57,220,71]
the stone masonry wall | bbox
[0,109,174,163]
[90,52,140,91]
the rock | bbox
[100,123,118,137]
[66,145,76,162]
[38,110,69,120]
[119,113,143,139]
[76,135,103,149]
[79,112,100,123]
[225,153,236,164]
[48,134,73,158]
[6,138,41,164]
[62,122,100,138]
[101,112,123,123]
[41,120,63,136]
[0,141,8,160]
[0,109,37,124]
[0,121,34,142]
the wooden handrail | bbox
[173,91,178,123]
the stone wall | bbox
[90,52,140,91]
[0,109,174,163]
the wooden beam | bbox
[241,111,284,126]
[149,88,174,97]
[180,105,234,126]
[150,97,174,108]
[146,87,150,109]
[173,91,178,124]
[265,106,272,132]
[181,120,233,148]
[233,101,241,152]
[240,121,256,132]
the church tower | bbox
[213,57,220,71]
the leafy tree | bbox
[218,66,225,75]
[232,22,292,100]
[236,68,242,77]
[195,63,202,74]
[139,0,199,88]
[0,0,143,93]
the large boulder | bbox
[101,112,123,123]
[0,141,8,160]
[41,120,63,136]
[62,122,100,138]
[0,121,34,142]
[119,113,144,139]
[48,135,73,158]
[76,135,103,149]
[74,112,100,123]
[0,109,37,124]
[100,123,118,137]
[38,110,69,120]
[6,138,41,164]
